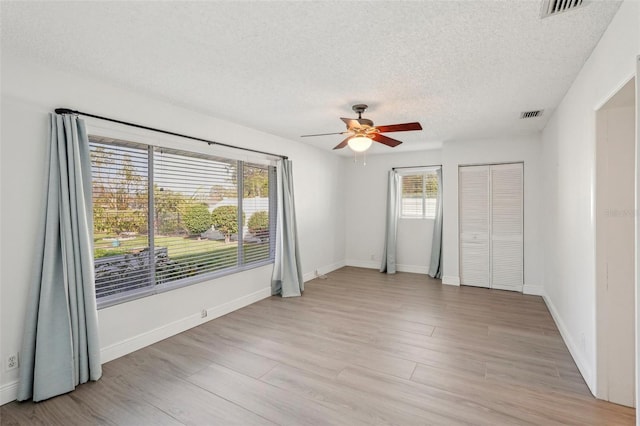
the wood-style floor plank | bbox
[1,267,635,425]
[260,363,457,425]
[102,355,274,426]
[186,362,360,426]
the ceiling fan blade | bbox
[372,133,403,148]
[375,122,422,133]
[340,117,362,129]
[333,136,351,150]
[300,131,349,137]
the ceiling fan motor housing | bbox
[350,104,374,130]
[355,118,374,129]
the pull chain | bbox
[352,151,367,166]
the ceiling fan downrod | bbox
[352,104,368,119]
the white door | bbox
[459,166,490,288]
[490,163,524,291]
[459,163,523,291]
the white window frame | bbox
[86,120,278,309]
[398,167,439,220]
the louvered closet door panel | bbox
[459,166,490,288]
[491,163,523,291]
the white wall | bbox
[0,54,346,403]
[540,0,639,396]
[441,135,543,292]
[343,138,542,289]
[344,150,442,273]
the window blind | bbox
[91,142,153,300]
[153,148,239,283]
[399,170,438,219]
[89,136,276,307]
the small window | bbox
[90,136,276,307]
[400,171,438,219]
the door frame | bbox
[593,74,637,405]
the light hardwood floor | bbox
[1,267,635,425]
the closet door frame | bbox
[458,162,524,291]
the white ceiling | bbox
[1,1,621,155]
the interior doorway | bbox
[595,77,636,407]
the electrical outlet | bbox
[201,309,208,318]
[6,353,18,371]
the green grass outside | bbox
[94,233,270,286]
[157,243,270,283]
[94,234,233,259]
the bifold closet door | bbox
[490,163,523,291]
[459,166,490,288]
[459,163,523,291]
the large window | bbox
[399,170,438,219]
[90,136,276,307]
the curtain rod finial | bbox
[55,108,76,115]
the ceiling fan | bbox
[301,104,422,152]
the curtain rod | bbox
[392,164,442,170]
[54,108,288,160]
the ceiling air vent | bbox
[540,0,585,18]
[520,110,544,119]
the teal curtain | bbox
[17,113,101,402]
[271,159,304,297]
[428,167,443,279]
[380,170,400,274]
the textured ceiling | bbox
[1,1,621,155]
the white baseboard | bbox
[1,380,19,406]
[303,260,347,282]
[396,264,429,274]
[442,276,460,286]
[542,294,595,394]
[345,259,379,270]
[345,260,430,275]
[100,287,271,363]
[523,284,545,296]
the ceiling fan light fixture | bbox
[348,135,372,152]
